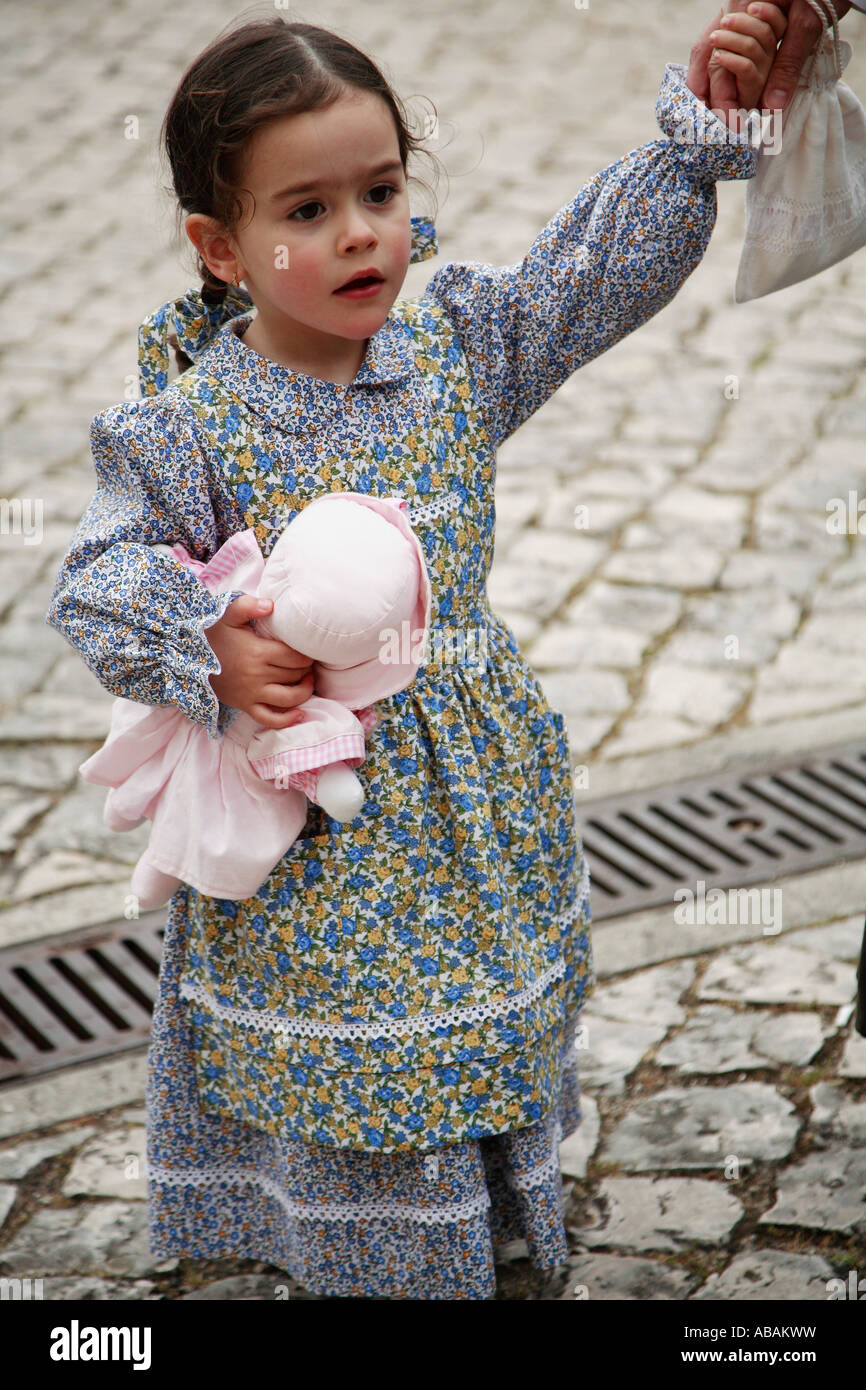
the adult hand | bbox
[761,0,853,108]
[689,1,854,117]
[206,593,314,729]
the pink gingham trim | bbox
[284,767,321,797]
[354,705,380,733]
[250,732,367,780]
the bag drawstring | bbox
[802,0,843,83]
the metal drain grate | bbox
[0,913,165,1084]
[1,741,865,1083]
[581,739,866,920]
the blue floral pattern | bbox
[45,62,758,1297]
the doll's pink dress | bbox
[79,494,430,906]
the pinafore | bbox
[45,61,760,1299]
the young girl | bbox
[46,7,786,1299]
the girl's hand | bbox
[710,3,788,110]
[688,4,788,124]
[205,593,314,730]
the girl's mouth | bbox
[335,274,384,298]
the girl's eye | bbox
[366,183,396,205]
[290,201,323,223]
[288,184,397,222]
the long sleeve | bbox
[45,395,238,739]
[423,61,760,450]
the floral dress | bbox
[45,62,758,1299]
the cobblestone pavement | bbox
[0,0,865,1300]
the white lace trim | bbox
[179,878,589,1042]
[148,1161,492,1226]
[409,492,462,524]
[745,158,866,252]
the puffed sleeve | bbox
[423,61,761,449]
[45,394,239,739]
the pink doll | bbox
[79,492,432,908]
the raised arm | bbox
[422,61,760,450]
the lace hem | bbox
[179,875,590,1042]
[181,951,567,1041]
[409,492,462,524]
[148,1161,493,1226]
[745,158,866,251]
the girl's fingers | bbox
[249,702,305,729]
[687,6,725,101]
[259,674,315,707]
[709,26,772,62]
[263,656,314,679]
[257,639,313,670]
[710,7,787,59]
[711,48,767,86]
[741,3,788,41]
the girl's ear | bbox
[184,212,239,285]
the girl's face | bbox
[204,88,413,372]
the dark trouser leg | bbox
[856,917,866,1038]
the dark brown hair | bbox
[161,11,443,336]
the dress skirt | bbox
[146,891,585,1301]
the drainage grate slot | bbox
[585,818,669,883]
[800,764,866,813]
[2,740,866,1083]
[48,958,131,1032]
[647,804,749,868]
[775,768,866,833]
[580,738,866,918]
[774,827,812,852]
[86,944,157,1012]
[708,789,742,810]
[0,986,55,1055]
[582,823,654,889]
[616,812,701,879]
[631,806,720,873]
[0,914,165,1084]
[12,966,95,1042]
[3,968,93,1047]
[826,759,866,800]
[745,777,846,844]
[121,935,162,977]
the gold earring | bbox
[232,269,241,288]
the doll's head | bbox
[255,497,422,669]
[160,16,443,370]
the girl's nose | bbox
[338,213,377,252]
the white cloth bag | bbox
[734,0,866,302]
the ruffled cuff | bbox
[123,564,238,740]
[49,546,240,741]
[656,61,761,182]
